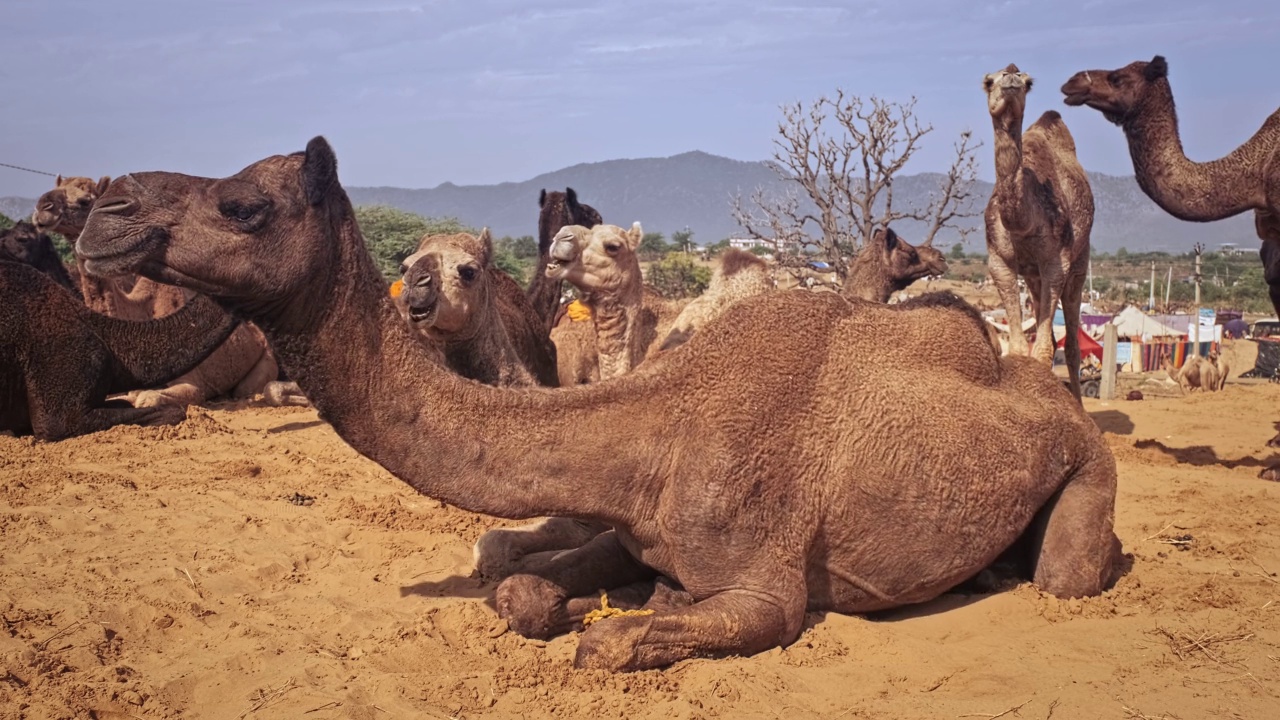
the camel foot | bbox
[495,574,566,640]
[1267,432,1280,449]
[473,517,604,581]
[1259,465,1280,483]
[574,614,654,672]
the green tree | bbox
[1115,247,1130,262]
[0,212,13,230]
[637,232,671,261]
[705,238,732,257]
[510,235,538,259]
[671,228,695,254]
[355,205,472,279]
[646,253,712,298]
[949,243,965,260]
[748,244,773,257]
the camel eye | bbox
[604,242,621,255]
[219,199,267,225]
[458,266,478,283]
[1107,71,1122,86]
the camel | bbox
[398,229,558,388]
[843,227,950,304]
[544,223,684,378]
[1209,350,1230,391]
[1060,55,1280,300]
[656,249,775,352]
[549,315,600,386]
[1163,356,1217,395]
[0,221,77,293]
[527,188,603,334]
[76,136,1122,672]
[0,263,239,440]
[983,64,1094,400]
[33,175,295,409]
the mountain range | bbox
[1,151,1258,252]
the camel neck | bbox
[1123,81,1270,220]
[844,255,891,303]
[991,117,1027,232]
[255,197,655,524]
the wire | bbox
[0,161,57,177]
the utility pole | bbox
[1192,242,1203,356]
[1149,260,1156,311]
[1165,266,1171,309]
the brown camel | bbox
[983,64,1094,400]
[1,263,239,440]
[0,221,77,293]
[1062,56,1280,445]
[77,137,1121,672]
[549,314,600,386]
[843,227,950,303]
[399,229,559,388]
[1209,350,1230,391]
[545,223,683,378]
[528,188,602,334]
[33,175,291,408]
[657,249,775,352]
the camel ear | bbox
[624,221,643,250]
[302,136,338,206]
[1145,56,1167,82]
[566,187,580,209]
[96,176,111,197]
[55,174,65,187]
[477,227,493,266]
[1023,74,1034,92]
[538,189,547,208]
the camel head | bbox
[397,229,493,338]
[77,137,343,307]
[0,221,48,265]
[33,175,110,237]
[538,187,602,249]
[875,227,949,285]
[1060,56,1167,126]
[545,222,643,296]
[983,64,1033,124]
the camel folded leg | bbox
[573,587,806,672]
[32,402,187,442]
[232,350,279,399]
[495,529,655,640]
[473,517,609,580]
[132,382,206,408]
[1024,449,1121,598]
[262,380,311,407]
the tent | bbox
[1110,305,1187,339]
[1056,327,1103,361]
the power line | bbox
[0,161,57,177]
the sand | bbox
[2,382,1279,719]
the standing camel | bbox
[528,188,602,334]
[1061,56,1280,445]
[983,64,1094,399]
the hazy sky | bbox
[2,0,1276,197]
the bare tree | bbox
[732,91,982,282]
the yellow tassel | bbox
[389,279,404,298]
[582,590,655,626]
[566,299,592,323]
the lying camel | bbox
[0,221,77,293]
[78,137,1122,672]
[844,227,950,303]
[0,263,239,440]
[398,229,558,387]
[1163,356,1218,394]
[33,175,297,408]
[656,249,775,352]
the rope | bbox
[0,161,58,177]
[581,590,655,626]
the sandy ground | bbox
[3,379,1280,719]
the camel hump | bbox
[1031,110,1077,150]
[718,248,767,278]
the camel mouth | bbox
[1062,93,1088,107]
[408,306,438,325]
[78,226,168,278]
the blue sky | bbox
[1,0,1276,197]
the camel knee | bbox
[495,574,567,640]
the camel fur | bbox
[983,64,1094,400]
[76,136,1123,672]
[0,263,239,440]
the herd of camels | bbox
[2,56,1278,671]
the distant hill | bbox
[1,151,1259,251]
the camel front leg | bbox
[473,517,609,580]
[988,252,1027,356]
[1025,448,1121,598]
[574,585,807,672]
[495,529,656,640]
[1060,269,1087,401]
[1030,273,1061,365]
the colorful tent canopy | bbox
[1056,327,1103,361]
